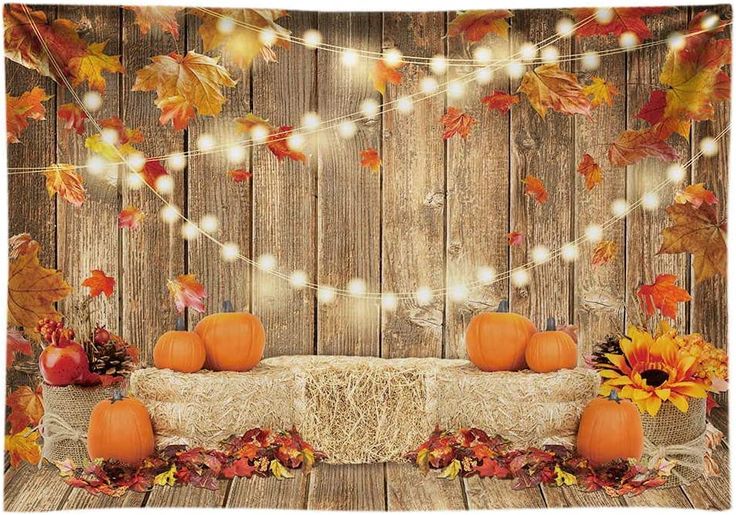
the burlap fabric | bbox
[40,383,121,465]
[641,397,707,487]
[130,355,600,464]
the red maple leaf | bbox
[82,269,116,298]
[522,176,549,204]
[441,107,477,140]
[139,159,169,188]
[117,206,145,229]
[266,126,307,162]
[507,231,524,246]
[608,128,678,167]
[359,148,381,172]
[481,91,519,113]
[636,274,692,319]
[570,8,667,41]
[228,169,253,182]
[57,103,87,135]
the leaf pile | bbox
[406,428,668,497]
[58,428,326,496]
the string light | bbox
[701,13,720,31]
[595,8,615,24]
[519,43,538,61]
[531,245,551,264]
[584,224,603,243]
[700,137,718,156]
[250,124,270,143]
[303,29,322,49]
[86,155,108,176]
[619,31,639,50]
[196,134,216,152]
[581,51,600,70]
[181,222,199,240]
[447,80,465,99]
[257,253,277,271]
[127,173,144,189]
[448,283,469,302]
[611,198,629,218]
[641,191,660,210]
[511,269,530,287]
[475,68,493,85]
[430,54,448,75]
[415,286,433,305]
[216,16,235,34]
[556,17,575,37]
[383,48,403,67]
[477,266,496,285]
[396,96,414,113]
[347,278,367,296]
[101,127,119,146]
[127,152,146,172]
[166,152,187,171]
[290,270,309,289]
[155,175,175,194]
[221,242,240,261]
[82,91,103,112]
[337,120,357,139]
[560,243,579,262]
[420,77,439,94]
[160,205,180,224]
[341,49,358,67]
[301,111,321,129]
[360,99,380,119]
[381,292,398,310]
[473,46,493,64]
[226,144,247,164]
[287,132,306,150]
[541,46,559,64]
[199,214,219,234]
[317,286,336,304]
[667,164,686,182]
[258,28,278,46]
[506,61,525,79]
[667,32,686,50]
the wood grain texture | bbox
[226,474,308,508]
[444,14,510,359]
[541,484,625,507]
[4,464,70,512]
[61,488,146,509]
[386,463,466,510]
[251,12,317,357]
[381,12,446,358]
[307,463,386,510]
[509,10,574,329]
[144,480,230,507]
[681,443,730,510]
[121,10,186,363]
[623,485,693,508]
[463,478,545,509]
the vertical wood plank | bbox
[680,443,730,510]
[144,481,230,507]
[121,9,186,363]
[56,6,121,335]
[541,484,624,507]
[382,12,446,358]
[464,479,546,509]
[444,15,510,359]
[4,464,70,512]
[386,463,466,510]
[623,486,693,508]
[307,464,386,510]
[185,13,251,326]
[61,488,146,509]
[509,10,574,329]
[226,474,308,509]
[251,12,317,357]
[316,12,382,357]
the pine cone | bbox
[591,334,623,369]
[87,328,134,377]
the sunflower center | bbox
[640,368,669,388]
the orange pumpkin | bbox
[194,300,265,372]
[153,318,206,373]
[465,299,536,371]
[576,391,644,466]
[525,317,578,373]
[87,391,155,466]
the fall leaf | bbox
[154,465,177,486]
[167,274,207,314]
[82,269,116,298]
[360,148,381,172]
[577,154,603,190]
[522,176,548,204]
[481,91,519,113]
[591,240,617,266]
[6,87,50,143]
[5,428,41,468]
[7,329,33,368]
[69,41,124,94]
[570,8,667,41]
[582,77,619,107]
[7,385,43,434]
[44,164,86,207]
[448,10,512,41]
[85,117,144,160]
[507,231,523,246]
[267,126,307,162]
[125,6,182,38]
[118,206,145,229]
[675,183,718,209]
[636,273,691,319]
[658,203,726,283]
[635,90,692,141]
[139,160,169,188]
[372,60,403,95]
[133,51,237,130]
[441,107,477,140]
[554,465,577,486]
[608,128,678,167]
[57,103,87,135]
[438,458,462,479]
[228,169,252,182]
[518,64,592,118]
[194,8,290,70]
[9,233,39,259]
[269,460,294,480]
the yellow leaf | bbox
[518,64,592,118]
[582,77,619,107]
[554,465,577,486]
[438,459,461,480]
[5,428,41,468]
[154,464,177,486]
[269,460,294,480]
[69,41,124,94]
[44,164,86,207]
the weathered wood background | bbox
[6,6,730,376]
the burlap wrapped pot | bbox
[641,397,707,487]
[40,383,122,465]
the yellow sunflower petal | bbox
[655,388,671,400]
[599,369,623,379]
[645,395,662,417]
[668,393,689,413]
[630,388,652,401]
[607,376,634,386]
[671,381,708,398]
[604,353,628,371]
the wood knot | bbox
[424,192,444,208]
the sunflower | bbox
[599,325,707,416]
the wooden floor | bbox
[5,409,730,511]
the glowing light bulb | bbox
[166,152,187,171]
[519,42,537,61]
[560,243,579,262]
[259,28,278,46]
[86,155,108,176]
[317,286,336,304]
[701,13,720,31]
[619,31,639,50]
[83,91,103,112]
[541,46,559,64]
[420,77,439,93]
[360,98,380,119]
[641,192,659,210]
[101,127,119,146]
[287,132,305,150]
[337,120,357,139]
[250,124,270,143]
[155,175,174,194]
[227,144,247,164]
[430,54,447,75]
[415,286,433,305]
[511,269,530,287]
[290,270,308,289]
[506,61,525,79]
[160,205,180,224]
[611,198,629,217]
[127,152,146,172]
[302,111,321,130]
[347,278,367,296]
[595,8,614,24]
[477,266,496,285]
[181,222,199,240]
[257,253,277,271]
[667,32,686,50]
[473,46,493,64]
[383,48,403,67]
[396,96,414,113]
[700,137,718,156]
[531,245,550,264]
[449,283,468,302]
[221,242,240,262]
[342,49,358,67]
[381,292,398,310]
[447,80,465,99]
[581,51,600,71]
[199,214,219,234]
[196,134,216,152]
[585,224,604,243]
[556,17,575,37]
[667,164,686,182]
[127,173,144,189]
[216,16,235,34]
[475,68,493,85]
[303,29,322,49]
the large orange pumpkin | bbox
[465,299,536,371]
[194,300,265,372]
[153,318,206,373]
[525,317,578,373]
[576,391,644,466]
[87,391,155,466]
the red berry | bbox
[94,325,111,345]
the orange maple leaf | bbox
[6,87,50,143]
[372,60,403,95]
[82,269,116,298]
[267,126,307,162]
[448,10,512,41]
[441,107,477,140]
[522,176,549,204]
[481,91,519,113]
[608,128,678,167]
[44,164,86,207]
[117,206,145,230]
[674,183,718,209]
[57,102,87,135]
[570,7,666,41]
[577,153,603,191]
[9,233,39,260]
[591,240,617,266]
[68,41,124,94]
[582,77,619,108]
[507,231,523,246]
[518,64,592,118]
[7,329,33,368]
[636,273,691,319]
[167,274,207,314]
[139,160,169,188]
[7,385,43,434]
[229,169,253,182]
[125,6,182,38]
[5,428,41,468]
[360,148,381,172]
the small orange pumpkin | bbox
[465,299,536,371]
[195,300,265,372]
[525,317,578,373]
[576,390,644,466]
[153,317,206,373]
[87,391,155,466]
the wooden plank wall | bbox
[6,7,730,378]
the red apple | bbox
[39,341,90,386]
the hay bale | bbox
[130,356,599,464]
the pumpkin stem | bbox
[222,300,234,313]
[497,299,509,313]
[175,316,186,331]
[545,317,556,331]
[608,390,621,403]
[111,390,125,403]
